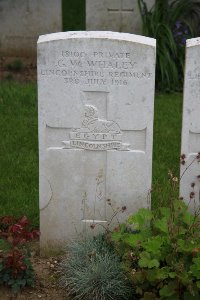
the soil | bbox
[0,57,37,82]
[0,241,68,300]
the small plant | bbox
[112,153,200,299]
[0,249,35,294]
[5,59,24,72]
[112,203,200,299]
[0,215,39,294]
[59,234,133,300]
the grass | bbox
[152,93,183,209]
[62,0,85,31]
[0,82,38,226]
[0,81,183,226]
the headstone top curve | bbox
[37,31,156,47]
[186,37,200,48]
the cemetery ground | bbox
[0,74,182,298]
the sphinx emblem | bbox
[63,104,130,151]
[75,105,121,134]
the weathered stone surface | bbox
[86,0,155,34]
[0,0,61,57]
[38,31,156,252]
[180,37,200,212]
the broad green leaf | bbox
[128,208,153,229]
[156,267,171,280]
[142,236,163,254]
[182,211,195,226]
[169,272,176,279]
[147,267,172,282]
[159,282,177,297]
[139,252,160,269]
[154,217,168,233]
[177,226,187,235]
[123,233,144,247]
[177,239,197,252]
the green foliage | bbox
[5,59,24,72]
[62,0,85,31]
[138,0,200,91]
[152,93,182,209]
[0,82,38,226]
[112,201,200,299]
[59,234,133,300]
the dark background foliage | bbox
[138,0,200,91]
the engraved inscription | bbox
[187,67,200,80]
[70,140,121,151]
[70,132,122,141]
[40,50,152,86]
[186,67,200,97]
[189,131,200,154]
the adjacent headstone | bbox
[38,31,156,253]
[86,0,155,34]
[180,37,200,212]
[0,0,61,57]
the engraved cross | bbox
[107,0,134,31]
[26,0,30,13]
[47,90,146,227]
[107,0,134,14]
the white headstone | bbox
[38,31,156,252]
[180,37,200,212]
[86,0,155,34]
[0,0,61,57]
